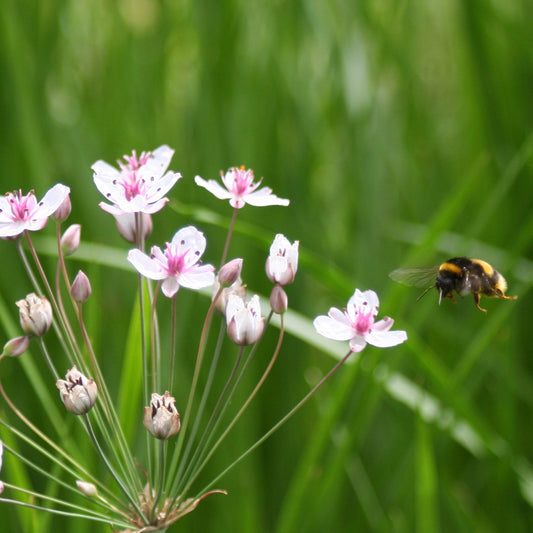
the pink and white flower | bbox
[92,145,181,215]
[265,234,299,286]
[127,226,215,298]
[313,289,407,353]
[195,166,289,209]
[225,294,265,345]
[0,184,70,238]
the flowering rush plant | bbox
[0,145,407,531]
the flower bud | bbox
[143,391,181,440]
[53,194,72,222]
[16,294,53,337]
[270,285,288,314]
[226,294,265,346]
[3,336,30,357]
[60,224,81,256]
[212,276,247,317]
[265,234,299,286]
[56,366,98,415]
[71,270,92,303]
[114,212,153,243]
[218,258,243,286]
[76,480,98,497]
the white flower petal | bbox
[127,249,166,280]
[144,171,181,202]
[243,187,290,207]
[194,176,234,200]
[91,160,120,180]
[366,329,407,348]
[162,277,180,298]
[178,267,215,290]
[137,145,174,181]
[349,335,368,352]
[36,184,71,218]
[313,314,354,341]
[171,226,207,257]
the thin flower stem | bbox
[3,443,129,516]
[174,340,244,494]
[151,280,162,393]
[179,310,274,488]
[0,492,134,530]
[172,321,226,491]
[165,288,223,493]
[24,230,56,307]
[197,348,355,497]
[75,303,143,495]
[220,206,238,266]
[168,294,177,391]
[36,338,60,381]
[83,413,148,525]
[180,313,284,497]
[151,440,167,522]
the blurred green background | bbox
[1,0,533,531]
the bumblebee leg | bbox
[499,293,518,301]
[473,293,487,312]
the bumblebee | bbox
[389,257,517,312]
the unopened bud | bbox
[71,270,92,303]
[114,212,153,243]
[60,224,81,256]
[218,258,243,286]
[265,234,299,286]
[270,285,288,314]
[56,366,98,415]
[3,336,30,357]
[143,391,181,440]
[16,294,53,336]
[226,294,265,346]
[53,194,72,222]
[76,480,98,497]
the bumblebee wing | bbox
[389,266,438,288]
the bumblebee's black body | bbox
[390,256,518,312]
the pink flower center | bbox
[119,170,146,201]
[115,151,153,201]
[354,307,374,336]
[123,150,151,171]
[6,191,39,222]
[230,167,261,196]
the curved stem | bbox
[198,348,355,496]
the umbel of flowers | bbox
[0,145,407,531]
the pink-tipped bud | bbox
[225,294,265,346]
[76,480,98,497]
[53,194,72,222]
[71,270,92,303]
[270,285,288,314]
[56,366,98,415]
[114,213,153,243]
[218,258,243,286]
[265,234,299,286]
[143,391,181,440]
[60,224,81,256]
[16,294,52,337]
[3,335,30,357]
